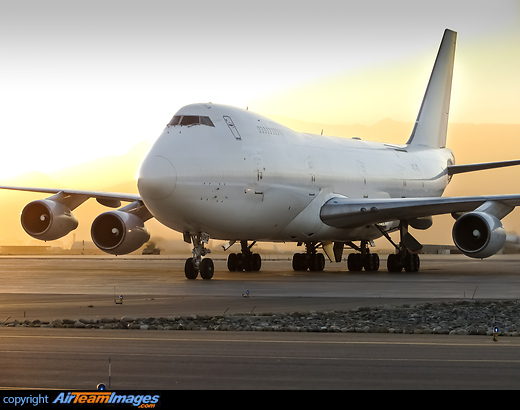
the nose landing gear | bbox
[184,232,214,280]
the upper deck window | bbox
[168,115,214,127]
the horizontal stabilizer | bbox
[448,160,520,175]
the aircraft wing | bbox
[0,185,141,207]
[320,194,520,229]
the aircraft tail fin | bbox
[406,29,457,149]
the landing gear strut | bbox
[184,232,214,280]
[292,242,326,272]
[227,241,262,272]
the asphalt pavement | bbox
[1,255,520,389]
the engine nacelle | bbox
[21,200,78,241]
[91,211,150,255]
[452,212,506,258]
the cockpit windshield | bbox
[168,115,214,127]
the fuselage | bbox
[137,103,454,243]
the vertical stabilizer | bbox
[407,29,457,149]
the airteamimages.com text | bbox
[2,391,162,408]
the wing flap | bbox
[320,195,520,230]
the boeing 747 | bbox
[3,29,520,279]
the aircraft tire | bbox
[185,258,198,279]
[200,258,214,280]
[364,253,380,271]
[252,253,262,271]
[347,253,363,271]
[387,254,402,273]
[309,253,325,271]
[404,254,420,272]
[227,253,238,271]
[292,253,307,271]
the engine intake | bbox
[91,211,150,255]
[452,212,506,258]
[21,200,78,241]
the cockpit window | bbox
[169,116,181,126]
[180,116,200,126]
[200,116,214,127]
[168,115,214,127]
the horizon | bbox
[1,119,520,248]
[2,116,520,185]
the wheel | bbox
[347,253,363,271]
[235,253,243,271]
[308,254,317,271]
[316,253,325,271]
[387,254,402,272]
[299,253,308,271]
[184,258,198,279]
[372,254,380,271]
[227,253,238,271]
[200,258,214,280]
[242,254,253,272]
[404,254,420,272]
[292,253,307,271]
[364,253,380,271]
[309,253,325,271]
[252,253,262,271]
[292,253,302,271]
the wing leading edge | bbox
[0,185,141,208]
[320,195,520,230]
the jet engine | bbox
[452,211,506,258]
[91,210,150,255]
[21,200,78,241]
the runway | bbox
[1,254,520,389]
[3,328,520,390]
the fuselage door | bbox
[252,154,264,197]
[223,116,241,140]
[357,160,368,197]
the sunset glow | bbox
[0,0,519,245]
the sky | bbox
[0,0,519,179]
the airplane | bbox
[2,28,520,280]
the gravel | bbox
[4,300,520,336]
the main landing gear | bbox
[342,221,422,273]
[345,240,380,272]
[184,232,214,280]
[379,221,422,272]
[227,241,262,272]
[292,242,326,272]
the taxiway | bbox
[1,254,520,389]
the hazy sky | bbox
[0,0,518,179]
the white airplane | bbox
[2,28,520,280]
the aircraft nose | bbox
[137,155,177,200]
